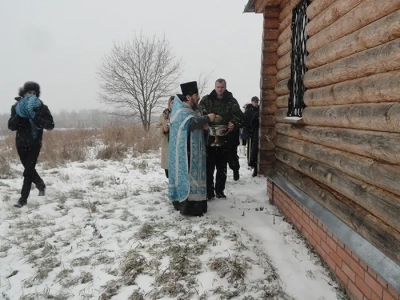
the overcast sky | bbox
[0,0,262,114]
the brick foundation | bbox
[267,178,400,300]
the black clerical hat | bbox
[180,81,198,96]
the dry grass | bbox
[0,125,160,168]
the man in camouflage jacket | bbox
[198,78,244,199]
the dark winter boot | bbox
[216,191,226,199]
[36,182,46,196]
[14,198,27,208]
[202,200,208,213]
[233,170,240,181]
[252,167,258,177]
[38,187,46,196]
[172,201,181,211]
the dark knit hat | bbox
[180,81,198,97]
[19,81,41,97]
[251,96,259,103]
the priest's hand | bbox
[208,113,216,122]
[228,122,234,131]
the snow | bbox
[0,150,342,300]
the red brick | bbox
[316,227,327,242]
[371,291,382,300]
[349,257,365,280]
[336,267,349,285]
[310,220,318,232]
[367,267,377,279]
[348,281,364,300]
[333,235,345,249]
[387,284,400,299]
[326,236,337,252]
[337,246,352,266]
[352,252,360,263]
[383,290,396,300]
[344,245,353,256]
[342,263,356,282]
[377,277,388,290]
[359,259,368,270]
[315,244,325,259]
[365,272,383,298]
[355,275,372,299]
[325,254,337,270]
[330,251,342,267]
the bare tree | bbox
[97,33,182,130]
[197,71,214,96]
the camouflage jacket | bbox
[198,90,244,148]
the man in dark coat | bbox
[198,78,244,199]
[8,81,55,208]
[243,96,260,177]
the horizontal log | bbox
[256,0,281,13]
[278,21,292,45]
[261,75,278,89]
[276,65,291,81]
[262,89,278,101]
[274,135,400,196]
[263,65,278,76]
[264,6,281,18]
[307,11,400,69]
[304,39,400,89]
[278,10,291,33]
[261,101,278,114]
[264,41,279,53]
[275,149,400,233]
[275,103,400,133]
[279,0,289,9]
[277,38,291,57]
[261,115,276,126]
[276,51,291,70]
[307,0,400,54]
[264,18,280,29]
[259,151,276,165]
[306,0,337,20]
[274,78,289,96]
[264,29,280,40]
[260,140,276,151]
[306,0,364,37]
[263,53,279,66]
[275,123,400,165]
[274,161,400,266]
[259,162,274,175]
[276,95,288,108]
[279,0,301,21]
[304,70,400,107]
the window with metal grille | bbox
[287,0,308,118]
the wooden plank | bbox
[275,149,400,233]
[306,10,400,69]
[307,0,400,54]
[264,6,281,18]
[264,29,280,40]
[262,53,280,66]
[262,75,278,89]
[275,103,400,133]
[304,70,400,107]
[274,135,400,196]
[278,9,292,32]
[274,78,290,95]
[306,0,365,37]
[275,123,400,165]
[274,161,400,266]
[304,39,400,89]
[256,0,282,13]
[306,0,337,20]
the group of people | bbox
[156,78,260,217]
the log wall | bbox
[254,0,400,298]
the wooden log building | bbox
[243,0,400,299]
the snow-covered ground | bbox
[0,150,343,300]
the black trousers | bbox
[206,147,228,195]
[17,146,45,200]
[227,147,240,172]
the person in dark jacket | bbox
[243,96,260,177]
[8,81,55,208]
[198,78,244,199]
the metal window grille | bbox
[287,0,308,118]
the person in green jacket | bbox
[198,78,244,199]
